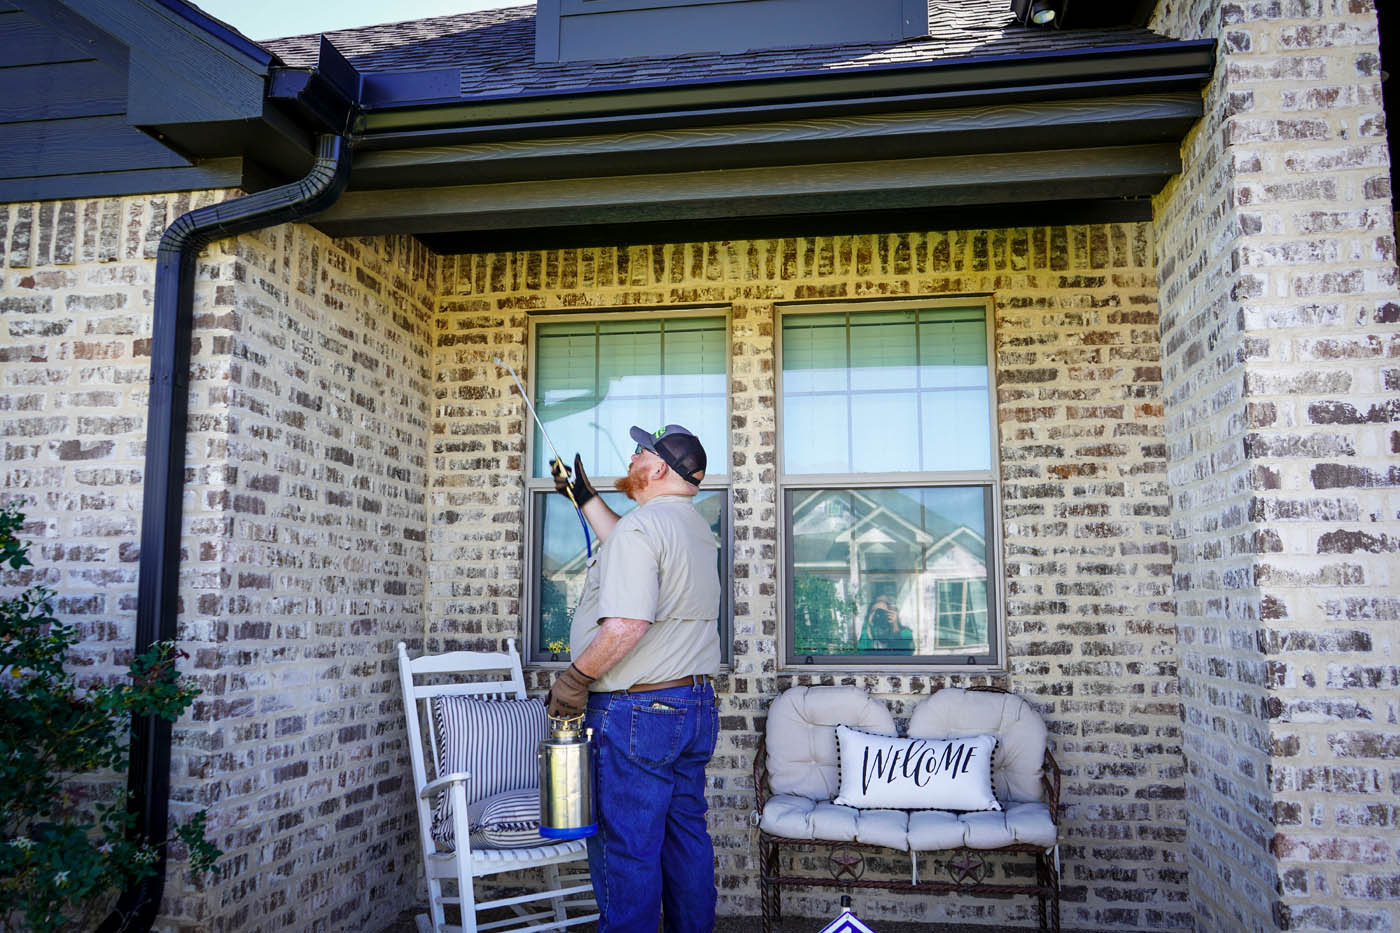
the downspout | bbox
[99,133,352,933]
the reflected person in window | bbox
[545,424,721,933]
[857,594,914,654]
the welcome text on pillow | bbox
[861,738,982,795]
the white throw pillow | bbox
[834,725,1001,812]
[469,788,547,849]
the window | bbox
[525,312,730,664]
[779,301,1001,667]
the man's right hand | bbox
[552,453,597,508]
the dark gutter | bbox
[97,134,351,933]
[267,38,362,135]
[355,73,1208,152]
[354,39,1216,138]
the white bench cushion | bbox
[762,796,1056,851]
[906,688,1048,804]
[765,685,896,800]
[908,801,1057,849]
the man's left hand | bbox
[547,663,596,719]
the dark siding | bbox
[0,7,93,65]
[0,61,126,122]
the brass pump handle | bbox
[548,713,585,729]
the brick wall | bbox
[1,197,437,931]
[1,193,239,929]
[1151,1,1400,930]
[433,227,1188,929]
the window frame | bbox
[775,296,1006,671]
[522,306,734,668]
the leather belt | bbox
[617,674,711,694]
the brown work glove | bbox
[546,663,596,719]
[552,454,597,508]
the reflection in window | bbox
[788,487,990,659]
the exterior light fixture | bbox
[1010,0,1067,27]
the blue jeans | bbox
[585,681,718,933]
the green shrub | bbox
[0,503,220,932]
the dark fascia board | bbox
[312,142,1180,238]
[354,39,1215,138]
[349,91,1202,190]
[147,0,274,67]
[417,197,1156,254]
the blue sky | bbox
[195,0,515,40]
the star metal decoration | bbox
[945,850,988,885]
[827,845,866,881]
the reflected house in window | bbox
[789,488,989,660]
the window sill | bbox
[780,661,1008,675]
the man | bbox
[546,423,721,933]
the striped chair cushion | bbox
[469,788,546,849]
[430,695,547,846]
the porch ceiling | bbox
[314,142,1180,246]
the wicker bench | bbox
[753,684,1062,933]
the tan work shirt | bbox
[569,494,722,692]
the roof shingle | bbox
[262,0,1174,104]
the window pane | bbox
[661,321,727,398]
[783,394,849,474]
[852,391,918,473]
[787,486,991,661]
[535,324,601,474]
[917,309,990,471]
[920,389,992,471]
[783,306,989,475]
[534,317,726,477]
[850,310,917,391]
[533,489,727,662]
[781,312,848,394]
[599,319,662,399]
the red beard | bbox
[613,462,651,500]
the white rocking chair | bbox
[397,640,598,933]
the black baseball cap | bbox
[629,424,707,486]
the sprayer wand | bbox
[495,356,592,558]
